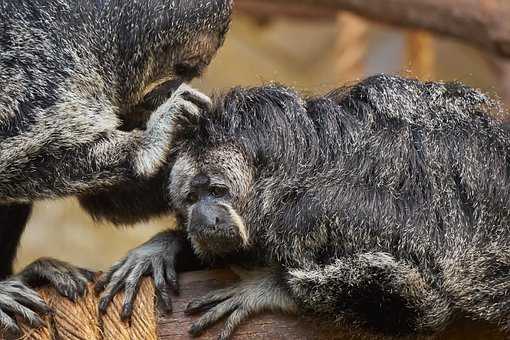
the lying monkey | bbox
[97,75,510,339]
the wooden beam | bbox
[405,30,436,80]
[235,0,510,59]
[334,12,369,82]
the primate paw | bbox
[16,258,95,302]
[95,230,179,320]
[0,279,51,337]
[146,83,212,132]
[185,269,298,340]
[135,83,212,177]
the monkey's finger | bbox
[185,288,236,315]
[181,89,212,112]
[9,288,51,315]
[153,260,173,315]
[0,309,21,338]
[77,267,96,282]
[43,272,82,302]
[98,269,131,314]
[188,300,237,337]
[164,260,178,294]
[0,297,45,328]
[218,307,251,340]
[94,259,126,294]
[120,262,150,321]
[65,268,93,298]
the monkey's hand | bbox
[16,258,95,301]
[95,230,181,320]
[0,258,94,336]
[134,83,212,178]
[0,279,51,337]
[185,268,298,340]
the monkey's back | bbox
[0,0,120,140]
[211,76,510,270]
[307,75,510,267]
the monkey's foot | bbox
[185,269,298,340]
[16,257,95,302]
[0,279,51,337]
[95,230,180,320]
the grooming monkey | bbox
[0,0,232,335]
[98,75,510,339]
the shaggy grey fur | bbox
[163,75,510,339]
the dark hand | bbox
[95,230,181,320]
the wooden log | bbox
[159,270,340,340]
[160,270,505,340]
[235,0,510,59]
[4,270,507,339]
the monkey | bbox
[96,74,510,339]
[0,0,232,335]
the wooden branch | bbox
[405,30,436,80]
[490,57,510,110]
[159,270,338,339]
[6,270,506,339]
[160,270,505,340]
[235,0,510,59]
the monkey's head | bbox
[169,144,254,258]
[168,85,308,258]
[95,0,233,116]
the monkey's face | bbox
[169,145,253,257]
[117,0,233,120]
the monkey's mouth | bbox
[188,224,243,255]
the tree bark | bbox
[235,0,510,59]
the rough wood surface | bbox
[235,0,510,59]
[159,269,505,340]
[158,270,340,340]
[2,270,506,339]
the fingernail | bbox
[121,307,131,322]
[98,298,109,313]
[188,324,200,336]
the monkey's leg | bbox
[0,84,211,203]
[287,252,452,337]
[95,229,205,320]
[0,203,32,279]
[185,268,298,340]
[441,246,510,332]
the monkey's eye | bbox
[186,192,199,205]
[210,185,229,199]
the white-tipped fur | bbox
[220,202,250,246]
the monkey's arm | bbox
[94,229,205,319]
[185,267,298,340]
[78,167,172,226]
[185,252,452,339]
[0,85,210,203]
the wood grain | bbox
[158,269,505,340]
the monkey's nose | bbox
[190,202,227,230]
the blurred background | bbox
[15,1,510,272]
